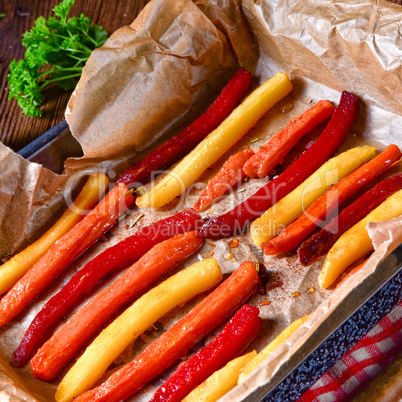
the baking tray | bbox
[16,122,402,401]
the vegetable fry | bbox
[151,304,261,402]
[299,174,402,266]
[263,145,401,255]
[193,148,254,211]
[238,315,309,383]
[117,69,252,186]
[0,172,109,296]
[0,183,134,328]
[319,189,402,288]
[250,145,376,247]
[182,351,257,402]
[335,259,369,289]
[74,261,260,402]
[56,258,223,402]
[136,72,293,208]
[200,91,360,239]
[243,100,334,178]
[13,208,202,368]
[30,231,204,381]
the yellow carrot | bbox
[56,258,223,402]
[136,72,293,208]
[250,146,376,247]
[319,189,402,288]
[183,351,257,402]
[238,315,309,383]
[0,172,109,295]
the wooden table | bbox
[0,0,150,152]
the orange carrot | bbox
[243,100,334,178]
[74,261,259,402]
[193,148,254,211]
[0,183,134,328]
[335,259,369,289]
[262,144,401,255]
[30,231,204,381]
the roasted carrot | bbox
[319,188,402,288]
[238,315,309,383]
[0,172,109,296]
[335,259,369,289]
[262,145,401,255]
[200,91,360,239]
[13,208,201,368]
[74,261,260,402]
[250,146,376,247]
[193,148,254,211]
[150,304,261,402]
[299,174,402,266]
[56,259,223,402]
[0,183,134,328]
[116,69,252,186]
[136,73,293,208]
[182,351,257,402]
[30,231,204,381]
[243,100,334,178]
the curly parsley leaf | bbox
[7,0,108,117]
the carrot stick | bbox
[0,172,109,296]
[116,69,252,186]
[30,231,204,381]
[136,73,293,208]
[13,209,201,369]
[262,145,401,255]
[243,100,334,178]
[56,258,222,402]
[299,173,402,266]
[335,258,369,289]
[193,148,254,211]
[74,261,260,402]
[150,304,261,402]
[0,183,134,328]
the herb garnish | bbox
[7,0,108,117]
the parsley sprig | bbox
[7,0,108,117]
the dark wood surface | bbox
[0,0,150,152]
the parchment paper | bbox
[0,0,401,401]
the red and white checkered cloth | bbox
[298,300,402,402]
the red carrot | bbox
[193,148,254,211]
[299,173,402,265]
[74,261,260,402]
[116,69,252,186]
[263,145,401,255]
[201,91,360,239]
[150,304,261,402]
[0,184,134,328]
[30,231,204,381]
[13,208,202,368]
[243,100,334,178]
